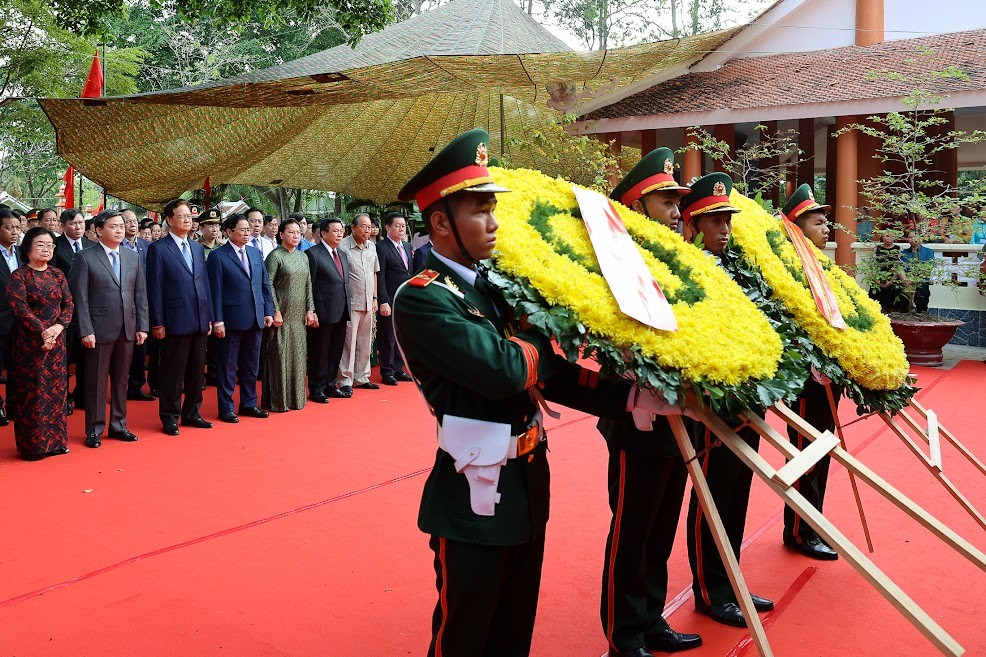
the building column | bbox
[856,0,885,46]
[683,128,702,183]
[797,118,815,188]
[825,123,838,215]
[761,121,780,206]
[713,124,735,174]
[835,116,859,266]
[640,129,657,156]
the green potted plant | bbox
[836,50,986,365]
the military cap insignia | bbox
[664,158,674,175]
[807,189,816,201]
[408,269,441,287]
[713,181,727,197]
[475,142,489,167]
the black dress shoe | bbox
[127,390,155,402]
[309,393,329,404]
[85,433,101,448]
[328,387,353,398]
[65,402,74,416]
[381,375,398,386]
[181,416,213,429]
[238,406,269,418]
[784,535,838,561]
[647,627,703,652]
[218,411,239,423]
[354,382,380,390]
[46,446,70,457]
[750,594,774,612]
[395,371,414,382]
[0,407,8,426]
[694,599,746,627]
[163,423,180,436]
[108,430,139,442]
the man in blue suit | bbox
[207,214,274,423]
[122,209,155,401]
[146,198,215,436]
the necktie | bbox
[252,237,260,250]
[110,251,120,283]
[397,242,408,269]
[332,249,344,278]
[474,268,505,319]
[239,247,251,278]
[124,239,136,251]
[73,240,80,253]
[181,240,193,271]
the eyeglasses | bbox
[33,243,55,251]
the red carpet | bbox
[0,361,983,656]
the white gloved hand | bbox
[631,407,655,431]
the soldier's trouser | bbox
[784,379,840,542]
[686,418,761,606]
[427,533,544,657]
[600,420,688,653]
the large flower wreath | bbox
[728,192,914,412]
[486,167,804,416]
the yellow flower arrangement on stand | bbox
[487,167,801,415]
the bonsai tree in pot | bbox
[836,50,986,365]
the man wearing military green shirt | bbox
[394,129,683,657]
[680,173,774,628]
[779,184,840,561]
[599,148,702,657]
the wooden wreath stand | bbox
[667,394,986,657]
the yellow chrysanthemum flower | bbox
[489,167,783,387]
[729,192,909,390]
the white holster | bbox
[437,415,513,516]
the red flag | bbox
[94,204,103,216]
[81,50,104,98]
[204,176,211,207]
[63,166,75,209]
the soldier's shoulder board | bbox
[408,269,441,288]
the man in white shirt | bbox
[335,213,379,395]
[245,207,275,260]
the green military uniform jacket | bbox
[394,251,630,547]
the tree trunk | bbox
[690,0,700,35]
[670,0,680,37]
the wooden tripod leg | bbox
[878,412,986,533]
[823,383,874,552]
[667,415,774,657]
[909,400,986,477]
[706,408,966,657]
[771,404,986,572]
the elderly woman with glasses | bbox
[7,226,74,460]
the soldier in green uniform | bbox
[680,173,774,628]
[198,208,224,258]
[394,129,682,657]
[599,148,702,657]
[779,184,839,560]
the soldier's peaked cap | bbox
[782,183,830,220]
[610,147,690,206]
[198,207,221,224]
[398,129,509,210]
[680,172,740,224]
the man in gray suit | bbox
[69,210,149,448]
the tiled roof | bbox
[584,29,986,120]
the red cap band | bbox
[415,164,493,211]
[682,194,731,224]
[620,173,682,206]
[789,198,820,219]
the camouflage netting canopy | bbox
[39,0,738,210]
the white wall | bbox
[738,0,986,59]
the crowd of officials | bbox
[0,200,426,461]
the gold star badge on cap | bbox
[713,181,726,197]
[664,158,674,175]
[475,142,489,167]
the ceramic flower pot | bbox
[889,316,964,367]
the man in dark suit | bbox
[146,198,214,436]
[69,210,149,448]
[411,239,432,274]
[307,217,349,404]
[207,214,274,423]
[376,211,414,385]
[53,208,97,413]
[121,209,155,401]
[0,209,21,425]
